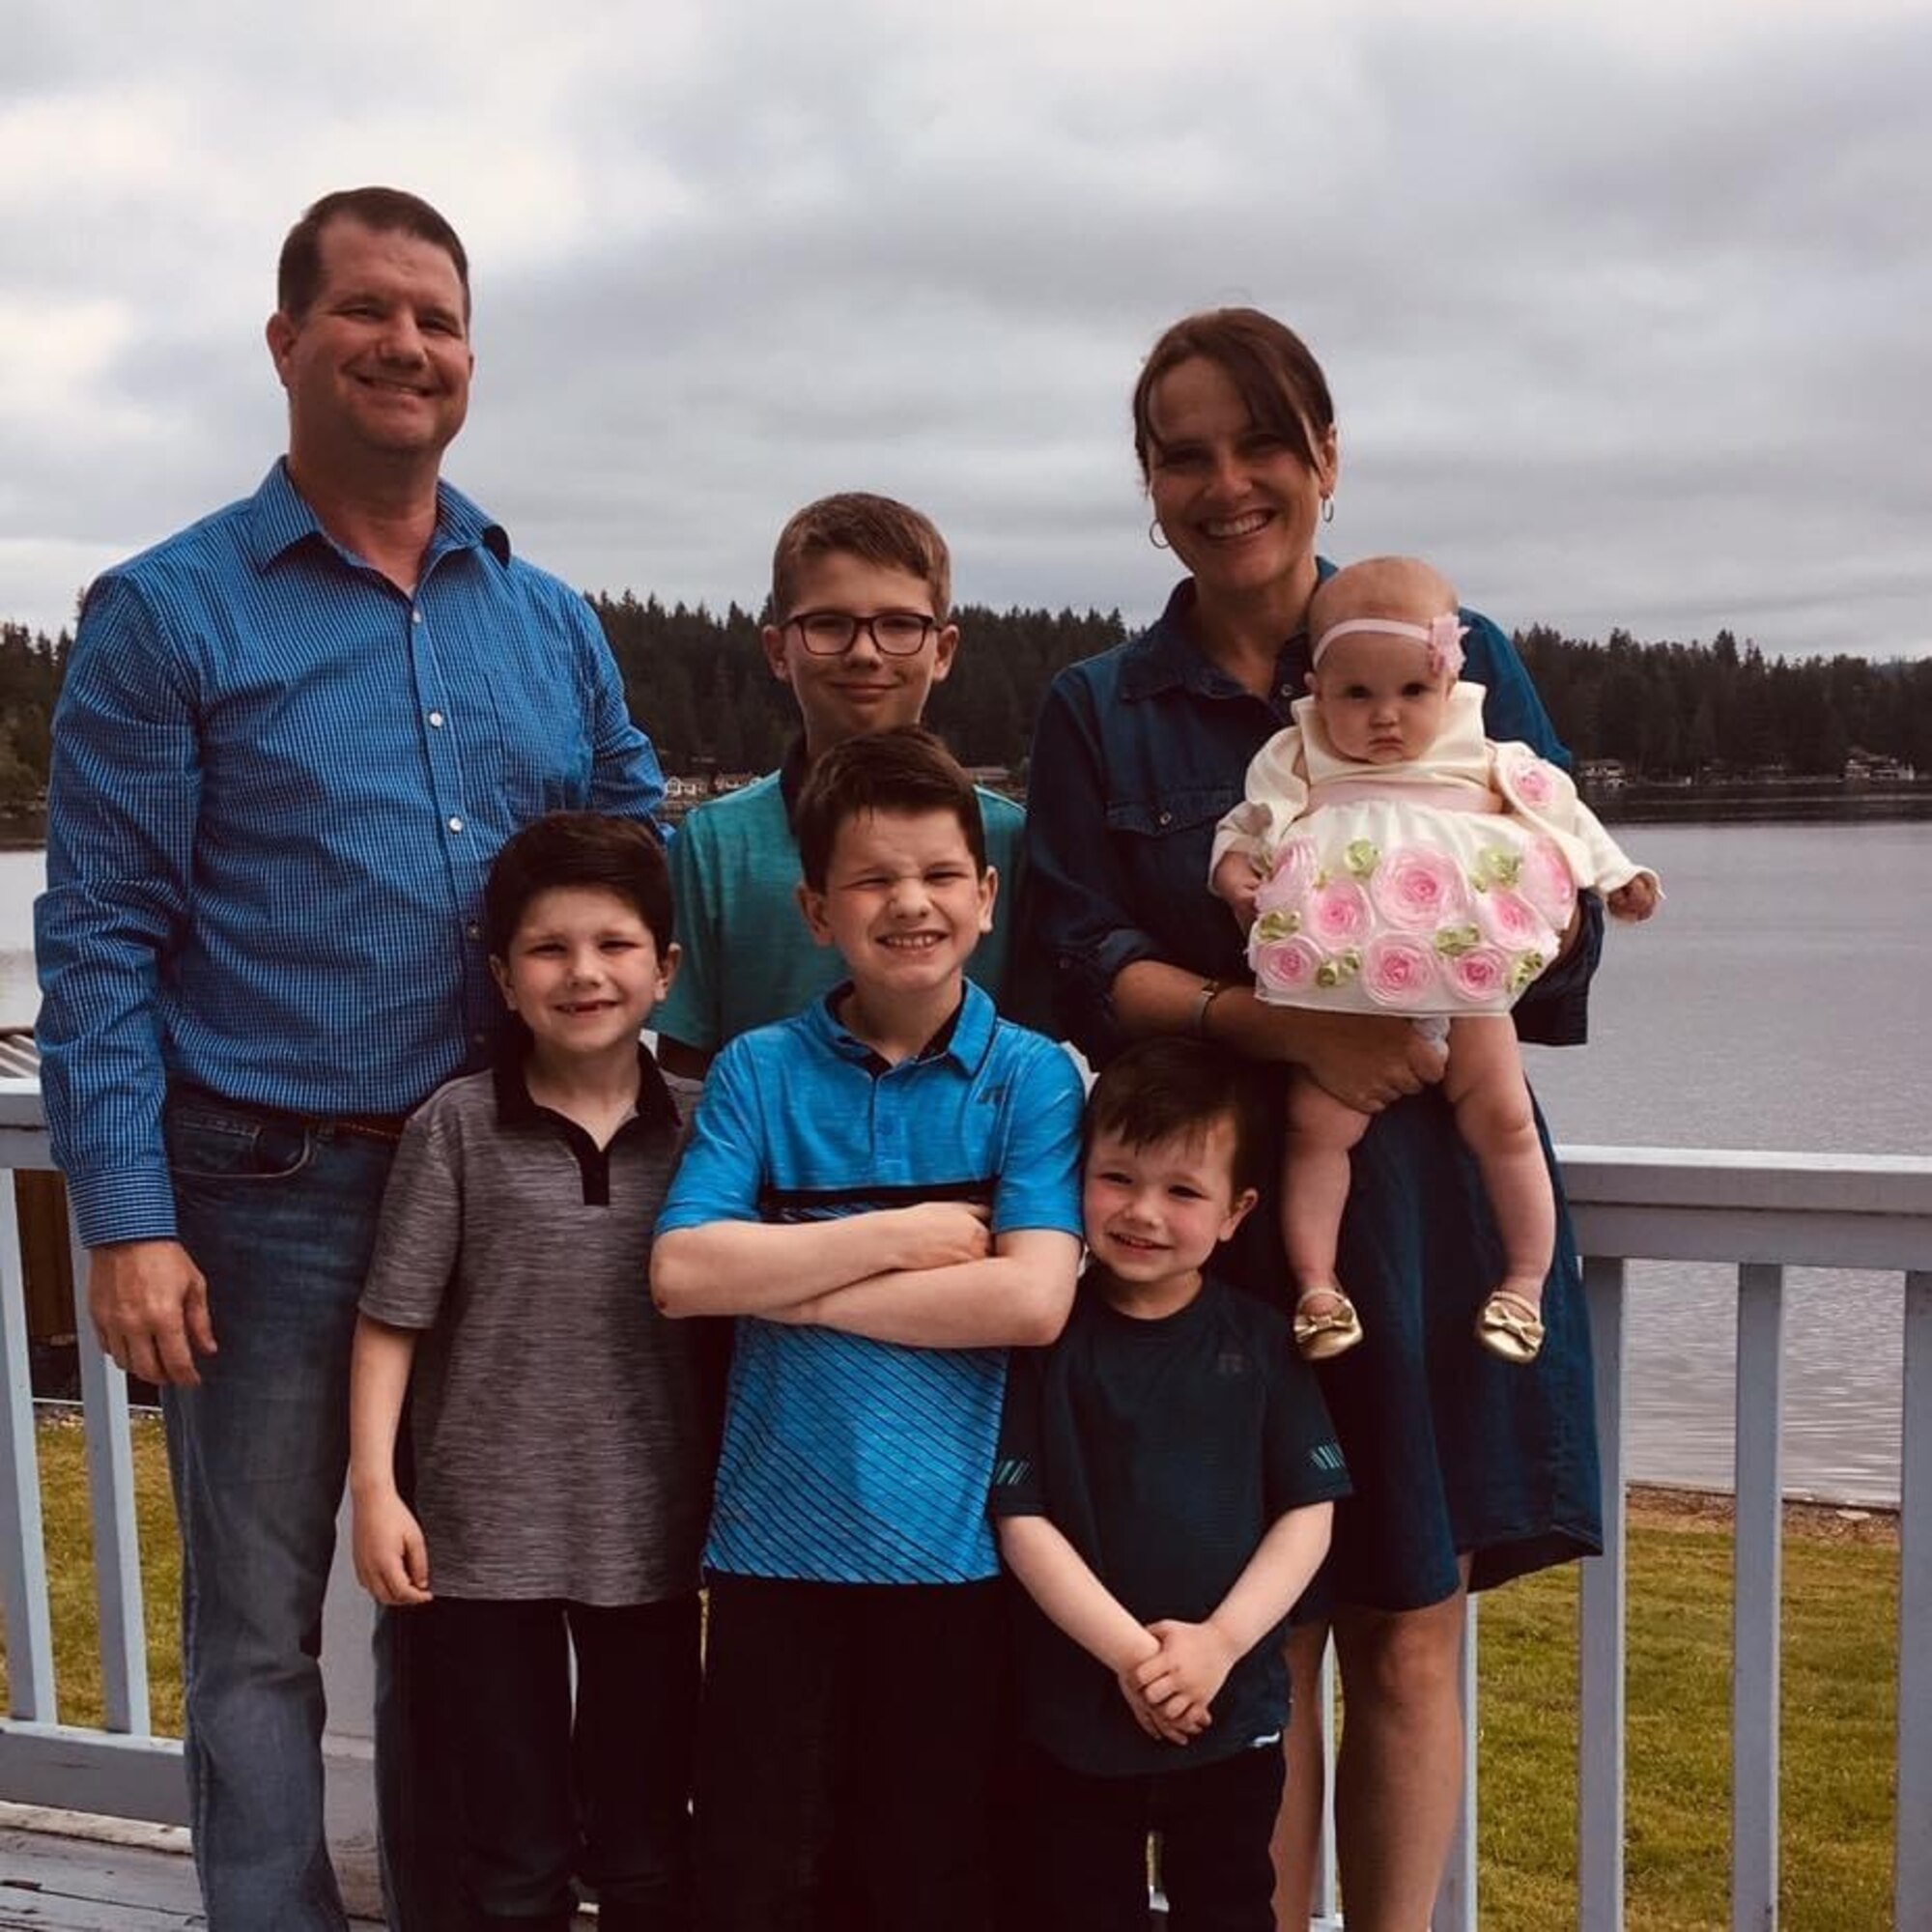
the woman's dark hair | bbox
[1085,1037,1269,1198]
[794,725,985,891]
[1131,307,1335,480]
[483,812,671,957]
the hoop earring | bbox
[1149,518,1171,551]
[1321,496,1335,526]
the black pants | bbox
[421,1592,700,1931]
[1021,1738,1285,1932]
[696,1573,1005,1932]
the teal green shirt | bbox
[657,748,1026,1055]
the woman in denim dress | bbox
[1023,308,1603,1932]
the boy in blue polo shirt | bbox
[652,725,1084,1932]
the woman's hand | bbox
[1284,1009,1446,1114]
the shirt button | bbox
[428,710,445,728]
[465,921,480,940]
[1157,810,1172,827]
[412,611,423,626]
[1279,683,1293,697]
[472,1031,488,1046]
[447,816,464,833]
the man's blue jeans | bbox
[161,1091,449,1930]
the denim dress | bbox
[1024,577,1604,1610]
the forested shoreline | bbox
[2,600,1927,804]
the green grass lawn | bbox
[1471,1499,1898,1931]
[2,1422,1901,1927]
[3,1411,184,1738]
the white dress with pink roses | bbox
[1210,684,1656,1018]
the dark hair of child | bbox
[1084,1037,1271,1200]
[483,811,673,959]
[793,725,987,892]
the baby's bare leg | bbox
[1283,1074,1372,1358]
[1440,1017,1554,1311]
[1283,1073,1372,1298]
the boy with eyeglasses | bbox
[652,492,1026,1077]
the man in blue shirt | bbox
[35,186,664,1931]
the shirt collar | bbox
[1118,561,1337,702]
[808,976,998,1076]
[243,460,512,575]
[491,1032,682,1137]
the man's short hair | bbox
[277,186,470,323]
[1085,1038,1269,1198]
[770,493,952,624]
[483,812,672,958]
[794,725,984,891]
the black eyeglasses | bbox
[785,610,937,657]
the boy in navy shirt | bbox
[652,726,1084,1932]
[991,1038,1350,1931]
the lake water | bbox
[4,824,1924,1504]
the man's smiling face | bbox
[267,214,473,473]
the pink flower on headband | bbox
[1424,613,1466,681]
[1310,611,1468,677]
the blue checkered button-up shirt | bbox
[35,462,667,1246]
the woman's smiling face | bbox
[1144,355,1336,603]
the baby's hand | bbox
[352,1489,432,1607]
[1135,1618,1237,1729]
[1210,850,1263,930]
[1607,875,1661,923]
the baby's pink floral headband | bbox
[1311,611,1467,680]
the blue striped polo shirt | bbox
[35,461,666,1245]
[657,980,1085,1583]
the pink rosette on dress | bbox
[1369,843,1471,933]
[1257,838,1319,915]
[1444,945,1514,1005]
[1475,887,1560,960]
[1305,876,1373,951]
[1251,933,1325,1000]
[1520,836,1578,928]
[1360,935,1442,1009]
[1499,747,1563,811]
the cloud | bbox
[3,0,1928,659]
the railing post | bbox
[1313,1634,1339,1926]
[65,1215,151,1736]
[1431,1595,1478,1932]
[0,1180,56,1719]
[1732,1262,1783,1932]
[1897,1269,1932,1927]
[1578,1255,1628,1931]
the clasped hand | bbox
[1116,1618,1237,1747]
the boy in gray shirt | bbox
[350,812,714,1932]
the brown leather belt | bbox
[169,1084,412,1145]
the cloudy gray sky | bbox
[5,0,1928,659]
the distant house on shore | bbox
[1579,758,1628,790]
[1844,749,1917,783]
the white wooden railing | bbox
[3,1079,1929,1929]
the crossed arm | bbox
[651,1211,1080,1350]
